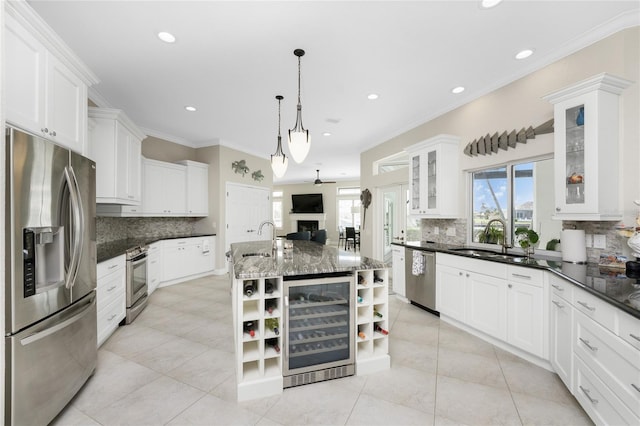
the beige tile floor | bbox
[52,274,593,426]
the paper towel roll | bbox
[561,229,587,263]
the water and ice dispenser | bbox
[23,227,65,297]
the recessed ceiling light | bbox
[367,93,379,100]
[451,86,465,94]
[157,32,176,43]
[480,0,503,9]
[515,49,534,60]
[184,106,196,112]
[323,132,332,137]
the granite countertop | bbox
[395,241,640,319]
[97,233,215,263]
[231,240,387,279]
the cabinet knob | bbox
[466,273,470,278]
[41,128,48,134]
[556,207,561,212]
[50,130,56,136]
[458,272,463,276]
[508,284,513,288]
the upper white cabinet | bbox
[405,135,460,217]
[4,4,98,155]
[89,108,146,205]
[544,73,632,221]
[176,160,209,216]
[144,158,187,216]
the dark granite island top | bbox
[230,240,387,279]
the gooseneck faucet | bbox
[483,218,511,254]
[258,220,277,255]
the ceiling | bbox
[28,1,639,184]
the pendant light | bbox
[270,95,288,178]
[288,49,310,164]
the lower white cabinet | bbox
[161,236,215,285]
[391,245,406,298]
[147,242,161,295]
[96,255,126,347]
[436,254,547,360]
[550,292,574,391]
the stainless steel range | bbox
[125,244,149,323]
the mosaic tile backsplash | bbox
[96,217,200,244]
[418,218,630,262]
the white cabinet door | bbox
[550,294,573,391]
[147,243,161,295]
[545,74,631,220]
[46,54,86,153]
[436,264,467,322]
[507,281,544,357]
[114,122,130,200]
[143,161,165,213]
[391,246,406,297]
[177,161,209,216]
[164,166,187,215]
[143,159,186,215]
[127,136,142,202]
[225,183,271,251]
[5,13,46,134]
[466,273,507,340]
[405,135,459,218]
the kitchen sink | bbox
[242,252,271,258]
[450,248,522,260]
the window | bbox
[470,157,561,251]
[337,187,361,230]
[373,152,409,175]
[272,191,283,228]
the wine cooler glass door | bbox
[284,276,354,376]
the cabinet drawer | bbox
[618,310,640,351]
[97,293,125,347]
[436,253,507,279]
[97,269,126,312]
[574,356,639,426]
[549,274,574,304]
[97,254,125,280]
[507,266,544,287]
[573,286,617,332]
[162,238,194,249]
[575,310,640,417]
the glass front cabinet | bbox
[544,73,632,220]
[405,134,460,218]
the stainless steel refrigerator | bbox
[4,127,97,426]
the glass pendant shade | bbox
[271,137,288,178]
[288,49,310,164]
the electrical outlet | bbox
[433,226,439,235]
[446,227,456,237]
[593,234,606,249]
[585,234,593,248]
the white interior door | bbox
[378,184,416,263]
[225,183,271,253]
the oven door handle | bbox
[129,254,147,265]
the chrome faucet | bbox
[483,218,511,254]
[258,220,277,255]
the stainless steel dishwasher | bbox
[404,248,438,315]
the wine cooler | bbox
[283,273,355,388]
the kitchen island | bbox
[230,240,390,401]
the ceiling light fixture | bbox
[271,95,288,178]
[367,93,379,100]
[184,106,196,112]
[288,49,310,164]
[480,0,503,9]
[515,49,534,60]
[451,86,465,94]
[157,31,176,43]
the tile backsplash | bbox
[96,217,200,244]
[420,218,467,246]
[563,221,633,263]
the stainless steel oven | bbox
[125,245,148,323]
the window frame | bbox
[466,154,554,254]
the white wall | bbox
[360,27,640,259]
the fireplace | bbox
[290,213,327,235]
[298,220,319,237]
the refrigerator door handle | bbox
[63,166,85,289]
[20,294,94,346]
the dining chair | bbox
[286,231,311,241]
[345,227,359,251]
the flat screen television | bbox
[291,193,324,213]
